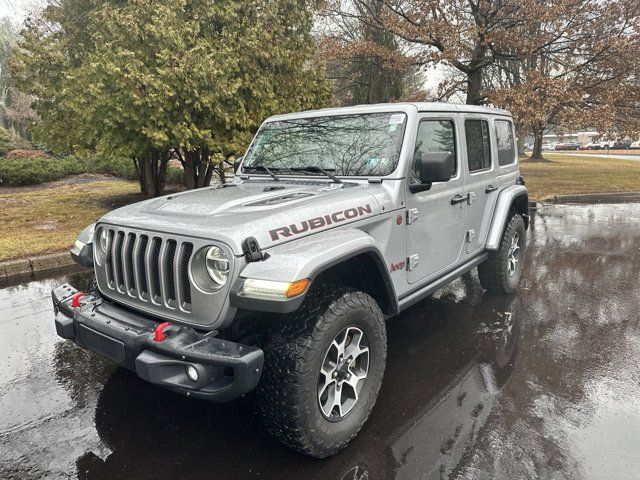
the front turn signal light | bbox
[241,278,310,300]
[285,278,310,298]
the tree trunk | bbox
[182,148,215,190]
[516,124,527,157]
[156,150,168,195]
[135,149,169,197]
[183,150,197,190]
[466,67,483,105]
[530,123,545,160]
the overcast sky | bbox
[1,0,40,23]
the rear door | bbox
[405,114,467,284]
[462,115,498,255]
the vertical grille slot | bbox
[150,237,162,301]
[113,231,125,292]
[104,229,115,287]
[165,240,177,303]
[181,243,193,307]
[123,233,136,295]
[137,235,149,298]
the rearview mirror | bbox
[233,156,244,174]
[410,152,453,193]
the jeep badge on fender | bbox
[53,103,528,458]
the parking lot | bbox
[1,201,639,480]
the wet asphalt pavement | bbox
[1,202,640,480]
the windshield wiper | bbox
[248,165,280,181]
[291,166,343,184]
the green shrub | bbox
[167,166,184,185]
[85,154,138,180]
[0,156,85,186]
[0,127,16,156]
[0,153,186,187]
[85,155,184,185]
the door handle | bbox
[451,194,468,205]
[485,184,498,193]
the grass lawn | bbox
[0,175,142,262]
[520,153,640,201]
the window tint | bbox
[413,120,456,180]
[495,120,516,166]
[465,120,491,172]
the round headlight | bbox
[95,228,108,265]
[205,246,229,287]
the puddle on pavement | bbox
[1,203,639,479]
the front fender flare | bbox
[229,229,396,314]
[485,185,529,251]
[70,223,96,267]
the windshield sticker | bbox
[367,157,381,168]
[388,114,405,125]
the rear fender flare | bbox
[486,186,529,251]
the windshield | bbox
[242,112,407,177]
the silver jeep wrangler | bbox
[52,103,528,457]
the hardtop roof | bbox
[265,102,512,122]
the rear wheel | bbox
[257,284,387,458]
[478,214,526,294]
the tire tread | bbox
[478,214,525,294]
[256,284,386,457]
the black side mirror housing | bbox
[410,152,453,193]
[234,156,244,174]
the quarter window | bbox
[412,120,456,181]
[495,120,516,166]
[465,120,491,172]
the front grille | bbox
[102,228,194,312]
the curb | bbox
[544,191,640,204]
[0,252,87,288]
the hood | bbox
[99,180,383,255]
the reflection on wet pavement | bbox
[1,203,639,480]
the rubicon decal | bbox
[269,204,373,241]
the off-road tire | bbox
[256,284,387,458]
[478,214,526,294]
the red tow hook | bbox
[71,291,85,308]
[154,322,171,342]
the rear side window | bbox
[413,120,457,180]
[495,120,516,166]
[465,120,491,172]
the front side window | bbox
[412,120,456,181]
[495,120,516,166]
[242,112,407,177]
[465,119,491,172]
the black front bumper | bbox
[52,284,263,402]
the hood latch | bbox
[243,236,265,262]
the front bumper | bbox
[52,284,263,402]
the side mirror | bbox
[233,156,244,174]
[410,152,453,193]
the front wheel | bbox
[478,214,526,294]
[256,285,387,458]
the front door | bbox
[462,116,498,254]
[406,115,467,284]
